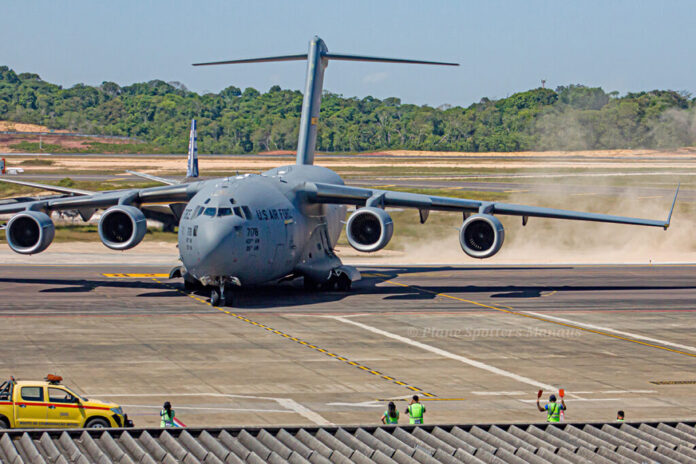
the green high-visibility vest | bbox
[408,403,425,424]
[160,409,175,427]
[384,410,399,424]
[546,403,561,422]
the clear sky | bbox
[3,0,694,107]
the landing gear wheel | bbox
[210,288,222,307]
[86,417,109,429]
[336,274,352,292]
[0,417,9,430]
[211,285,232,307]
[220,284,232,307]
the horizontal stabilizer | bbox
[193,54,308,66]
[194,53,458,67]
[324,53,458,66]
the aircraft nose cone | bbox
[196,216,244,274]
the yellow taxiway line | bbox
[150,277,437,398]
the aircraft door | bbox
[46,387,83,427]
[16,386,49,428]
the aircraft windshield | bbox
[218,208,232,217]
[203,207,216,217]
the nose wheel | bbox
[210,284,232,307]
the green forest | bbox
[1,65,695,154]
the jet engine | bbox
[98,205,147,250]
[5,211,55,254]
[345,207,394,252]
[459,214,505,259]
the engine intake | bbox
[5,211,55,254]
[459,214,505,259]
[98,205,147,250]
[346,207,394,252]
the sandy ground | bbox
[0,121,69,133]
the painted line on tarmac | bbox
[94,392,329,425]
[372,273,696,359]
[120,404,293,413]
[150,278,438,399]
[103,273,170,278]
[471,389,656,396]
[329,315,569,396]
[524,311,696,354]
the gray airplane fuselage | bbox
[178,164,346,286]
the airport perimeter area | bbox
[1,262,695,430]
[3,420,696,463]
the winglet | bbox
[664,184,680,230]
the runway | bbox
[12,170,695,202]
[1,263,695,427]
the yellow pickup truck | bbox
[0,376,132,429]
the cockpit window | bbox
[233,206,243,217]
[204,198,211,204]
[229,198,236,204]
[203,207,216,217]
[218,208,232,217]
[193,206,204,217]
[242,206,252,219]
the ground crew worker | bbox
[381,401,399,424]
[617,410,625,422]
[536,392,566,423]
[405,395,425,425]
[160,401,175,428]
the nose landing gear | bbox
[210,284,232,307]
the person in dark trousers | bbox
[405,395,425,424]
[381,401,400,424]
[536,392,566,422]
[617,410,625,422]
[160,401,175,428]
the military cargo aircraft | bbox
[0,37,678,306]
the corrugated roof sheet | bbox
[1,421,695,463]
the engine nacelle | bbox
[459,214,505,259]
[98,205,147,250]
[346,207,394,252]
[5,211,55,254]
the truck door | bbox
[46,387,83,428]
[15,386,48,428]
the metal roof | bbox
[1,421,696,464]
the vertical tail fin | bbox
[187,119,199,178]
[193,37,458,166]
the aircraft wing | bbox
[0,177,93,196]
[0,182,202,216]
[303,182,678,229]
[126,170,181,186]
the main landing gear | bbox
[304,273,352,292]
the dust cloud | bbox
[358,182,696,265]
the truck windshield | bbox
[0,381,10,401]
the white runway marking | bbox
[524,311,696,354]
[276,398,333,426]
[120,404,292,413]
[93,392,332,426]
[472,389,656,396]
[520,398,621,403]
[330,316,581,398]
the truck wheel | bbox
[0,417,9,429]
[86,417,109,429]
